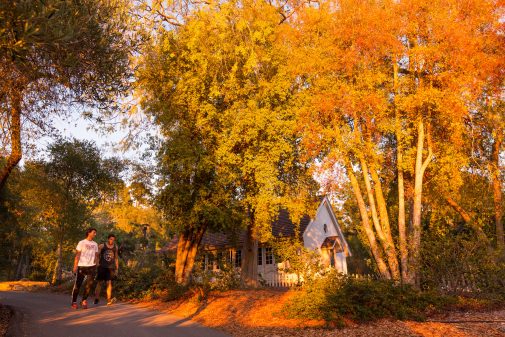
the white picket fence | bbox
[263,272,373,288]
[264,272,302,287]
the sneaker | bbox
[93,298,99,305]
[106,298,116,306]
[71,302,78,309]
[81,300,88,309]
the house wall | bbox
[257,247,280,283]
[336,252,347,274]
[199,198,349,285]
[303,200,339,250]
[303,198,348,274]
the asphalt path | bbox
[0,291,229,337]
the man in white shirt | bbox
[71,228,99,309]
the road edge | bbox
[5,305,26,337]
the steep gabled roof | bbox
[320,236,344,252]
[301,196,351,257]
[160,208,312,253]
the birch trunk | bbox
[345,159,391,279]
[359,158,400,280]
[394,60,409,284]
[408,120,432,286]
[490,130,503,248]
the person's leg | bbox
[71,268,85,304]
[82,267,96,301]
[106,280,112,301]
[95,281,102,301]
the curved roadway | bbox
[0,291,229,337]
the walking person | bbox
[94,233,119,306]
[71,228,99,309]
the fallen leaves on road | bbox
[0,281,49,292]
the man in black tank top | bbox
[93,233,119,305]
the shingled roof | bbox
[161,209,312,253]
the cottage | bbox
[162,196,351,286]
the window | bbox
[202,254,208,271]
[208,253,215,270]
[323,223,328,233]
[216,251,223,270]
[235,250,242,268]
[227,250,233,264]
[257,247,263,265]
[265,247,273,265]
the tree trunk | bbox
[175,230,192,284]
[0,92,23,191]
[241,224,259,287]
[408,120,432,286]
[445,195,473,223]
[345,159,391,279]
[490,130,503,248]
[52,240,63,285]
[394,61,409,284]
[175,226,207,285]
[369,162,401,281]
[182,227,206,283]
[359,158,400,280]
[15,249,25,280]
[444,195,488,239]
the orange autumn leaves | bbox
[286,0,503,283]
[138,0,504,285]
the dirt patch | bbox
[137,289,505,337]
[0,304,12,337]
[0,281,49,292]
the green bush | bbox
[191,262,241,300]
[421,232,505,299]
[114,265,161,299]
[114,264,189,301]
[283,271,453,325]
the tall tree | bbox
[137,0,316,285]
[289,0,502,285]
[137,18,240,285]
[0,0,133,190]
[19,139,123,283]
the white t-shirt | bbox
[76,239,98,267]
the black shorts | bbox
[96,267,116,281]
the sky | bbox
[33,112,137,163]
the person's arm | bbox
[94,244,102,266]
[115,246,119,270]
[73,251,81,273]
[73,241,82,273]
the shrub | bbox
[421,232,505,299]
[114,264,161,300]
[114,264,189,301]
[282,271,454,325]
[189,261,241,302]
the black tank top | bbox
[99,243,116,268]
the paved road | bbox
[0,291,229,337]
